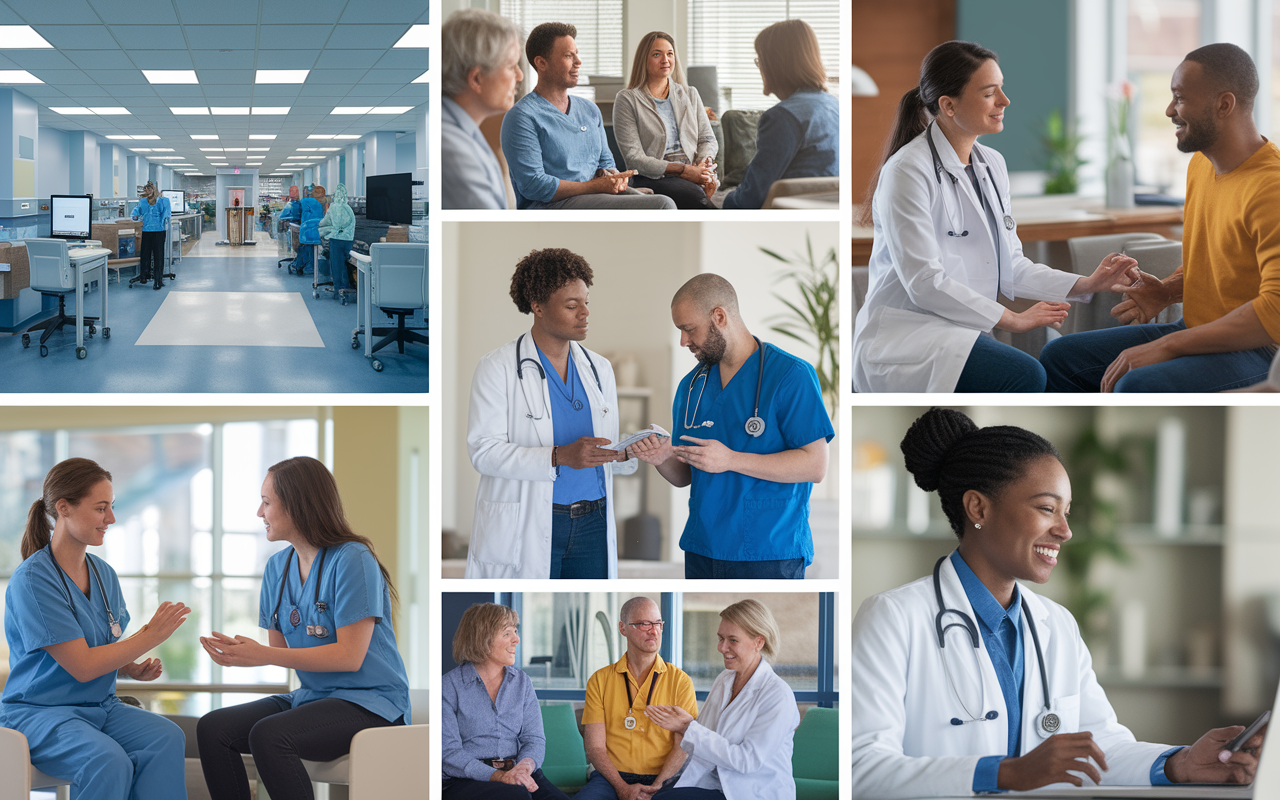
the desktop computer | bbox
[49,195,92,245]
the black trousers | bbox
[442,769,571,800]
[196,695,402,800]
[139,230,166,283]
[630,174,716,209]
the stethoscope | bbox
[516,333,603,421]
[271,547,331,639]
[932,555,1060,739]
[683,336,767,438]
[925,121,1014,235]
[623,670,660,730]
[48,543,122,640]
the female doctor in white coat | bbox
[852,41,1138,393]
[467,247,638,579]
[646,599,799,800]
[849,408,1266,799]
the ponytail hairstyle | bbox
[266,456,399,608]
[23,458,113,560]
[899,408,1060,539]
[857,40,998,225]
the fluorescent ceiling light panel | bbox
[151,147,174,151]
[370,106,413,114]
[222,147,246,151]
[130,148,152,152]
[0,70,42,83]
[331,107,371,115]
[170,107,209,115]
[255,69,308,84]
[393,25,428,48]
[190,134,219,140]
[132,135,161,140]
[0,26,53,49]
[199,147,223,151]
[286,156,312,159]
[412,71,428,84]
[334,134,361,139]
[106,135,132,140]
[149,156,182,159]
[317,147,340,151]
[252,106,291,115]
[89,107,130,114]
[296,147,318,151]
[49,107,92,114]
[307,134,335,139]
[143,70,198,84]
[210,107,250,115]
[249,134,276,139]
[247,147,270,151]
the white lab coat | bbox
[676,658,799,800]
[849,555,1172,799]
[852,127,1087,392]
[466,330,637,579]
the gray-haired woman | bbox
[442,9,524,210]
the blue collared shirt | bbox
[723,89,838,210]
[500,90,614,209]
[441,661,546,782]
[442,95,508,210]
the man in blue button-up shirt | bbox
[500,22,674,210]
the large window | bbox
[0,420,318,716]
[500,0,625,78]
[1127,0,1201,195]
[687,0,840,111]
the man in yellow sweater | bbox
[1042,43,1280,392]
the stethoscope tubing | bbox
[271,546,329,632]
[49,543,121,640]
[516,333,602,421]
[683,337,767,437]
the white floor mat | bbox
[135,292,324,347]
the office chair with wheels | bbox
[368,242,428,372]
[22,238,99,359]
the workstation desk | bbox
[21,245,112,359]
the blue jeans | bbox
[325,238,354,293]
[652,789,726,800]
[292,244,315,274]
[684,551,805,580]
[550,501,608,579]
[953,334,1047,393]
[1041,319,1275,392]
[443,769,571,800]
[574,772,658,800]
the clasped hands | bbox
[998,254,1139,334]
[200,631,271,668]
[592,168,638,195]
[629,432,735,473]
[490,757,539,791]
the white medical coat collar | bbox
[713,655,778,710]
[927,122,989,175]
[924,126,1007,286]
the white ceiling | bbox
[0,0,428,175]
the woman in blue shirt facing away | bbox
[442,602,570,800]
[2,457,192,800]
[130,180,171,289]
[196,456,410,800]
[722,20,839,210]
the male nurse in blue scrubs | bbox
[631,273,834,579]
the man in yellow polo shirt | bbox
[1041,42,1280,392]
[579,596,697,800]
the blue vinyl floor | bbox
[0,251,428,394]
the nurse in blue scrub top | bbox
[631,273,835,579]
[2,457,192,800]
[195,456,410,800]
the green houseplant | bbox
[1041,108,1087,194]
[760,234,838,416]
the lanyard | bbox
[48,544,121,640]
[625,669,660,714]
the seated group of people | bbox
[442,598,801,800]
[441,10,839,210]
[278,183,357,299]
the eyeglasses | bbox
[625,620,665,632]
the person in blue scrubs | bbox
[291,185,326,275]
[196,455,410,800]
[631,274,834,579]
[2,457,192,800]
[130,181,172,290]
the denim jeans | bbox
[573,771,658,800]
[953,334,1047,393]
[325,238,354,293]
[443,769,571,800]
[550,501,608,579]
[1041,319,1275,392]
[684,551,806,580]
[652,789,726,800]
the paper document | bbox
[605,425,671,451]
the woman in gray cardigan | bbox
[613,31,719,209]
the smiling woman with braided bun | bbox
[849,408,1267,798]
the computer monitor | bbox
[49,195,92,241]
[162,189,185,214]
[365,172,413,224]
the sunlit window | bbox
[681,593,819,692]
[1127,0,1201,196]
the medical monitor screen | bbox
[50,195,92,240]
[162,189,185,213]
[365,172,412,224]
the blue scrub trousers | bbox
[683,552,806,580]
[953,334,1047,393]
[325,239,354,294]
[1041,319,1276,392]
[5,697,186,800]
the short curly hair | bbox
[509,248,594,314]
[526,21,577,68]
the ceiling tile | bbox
[4,50,77,69]
[298,83,353,96]
[190,50,253,69]
[319,25,404,50]
[260,0,344,25]
[201,86,251,98]
[308,68,367,83]
[0,4,25,23]
[18,1,98,24]
[185,25,256,50]
[0,53,16,68]
[30,68,96,84]
[339,0,425,24]
[105,85,161,97]
[88,0,180,24]
[316,49,380,69]
[173,0,258,25]
[254,49,321,69]
[110,26,184,48]
[127,50,195,69]
[93,69,148,85]
[361,68,421,83]
[30,24,113,49]
[259,26,332,49]
[250,85,300,99]
[151,84,204,98]
[65,50,137,70]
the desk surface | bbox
[68,247,112,261]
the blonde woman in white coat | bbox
[613,31,719,209]
[646,600,799,800]
[853,41,1138,393]
[849,408,1265,798]
[466,248,638,579]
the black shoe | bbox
[153,282,164,290]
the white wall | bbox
[397,136,417,175]
[36,127,69,200]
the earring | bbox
[974,523,982,530]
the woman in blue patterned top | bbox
[130,180,171,290]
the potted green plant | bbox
[760,233,838,416]
[1041,108,1087,195]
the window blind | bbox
[500,0,625,79]
[687,0,840,111]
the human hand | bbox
[1164,725,1266,784]
[681,163,712,185]
[119,658,163,681]
[557,437,621,470]
[618,781,650,800]
[1100,338,1176,393]
[673,436,736,474]
[997,302,1070,333]
[1110,268,1175,324]
[997,732,1109,790]
[491,761,538,792]
[645,704,694,735]
[143,601,192,644]
[591,170,636,194]
[1081,252,1139,294]
[200,631,270,668]
[629,431,675,466]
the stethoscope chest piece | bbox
[109,621,122,639]
[745,415,765,437]
[573,400,583,411]
[289,608,302,627]
[1038,709,1061,736]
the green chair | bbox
[792,706,838,800]
[540,704,590,795]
